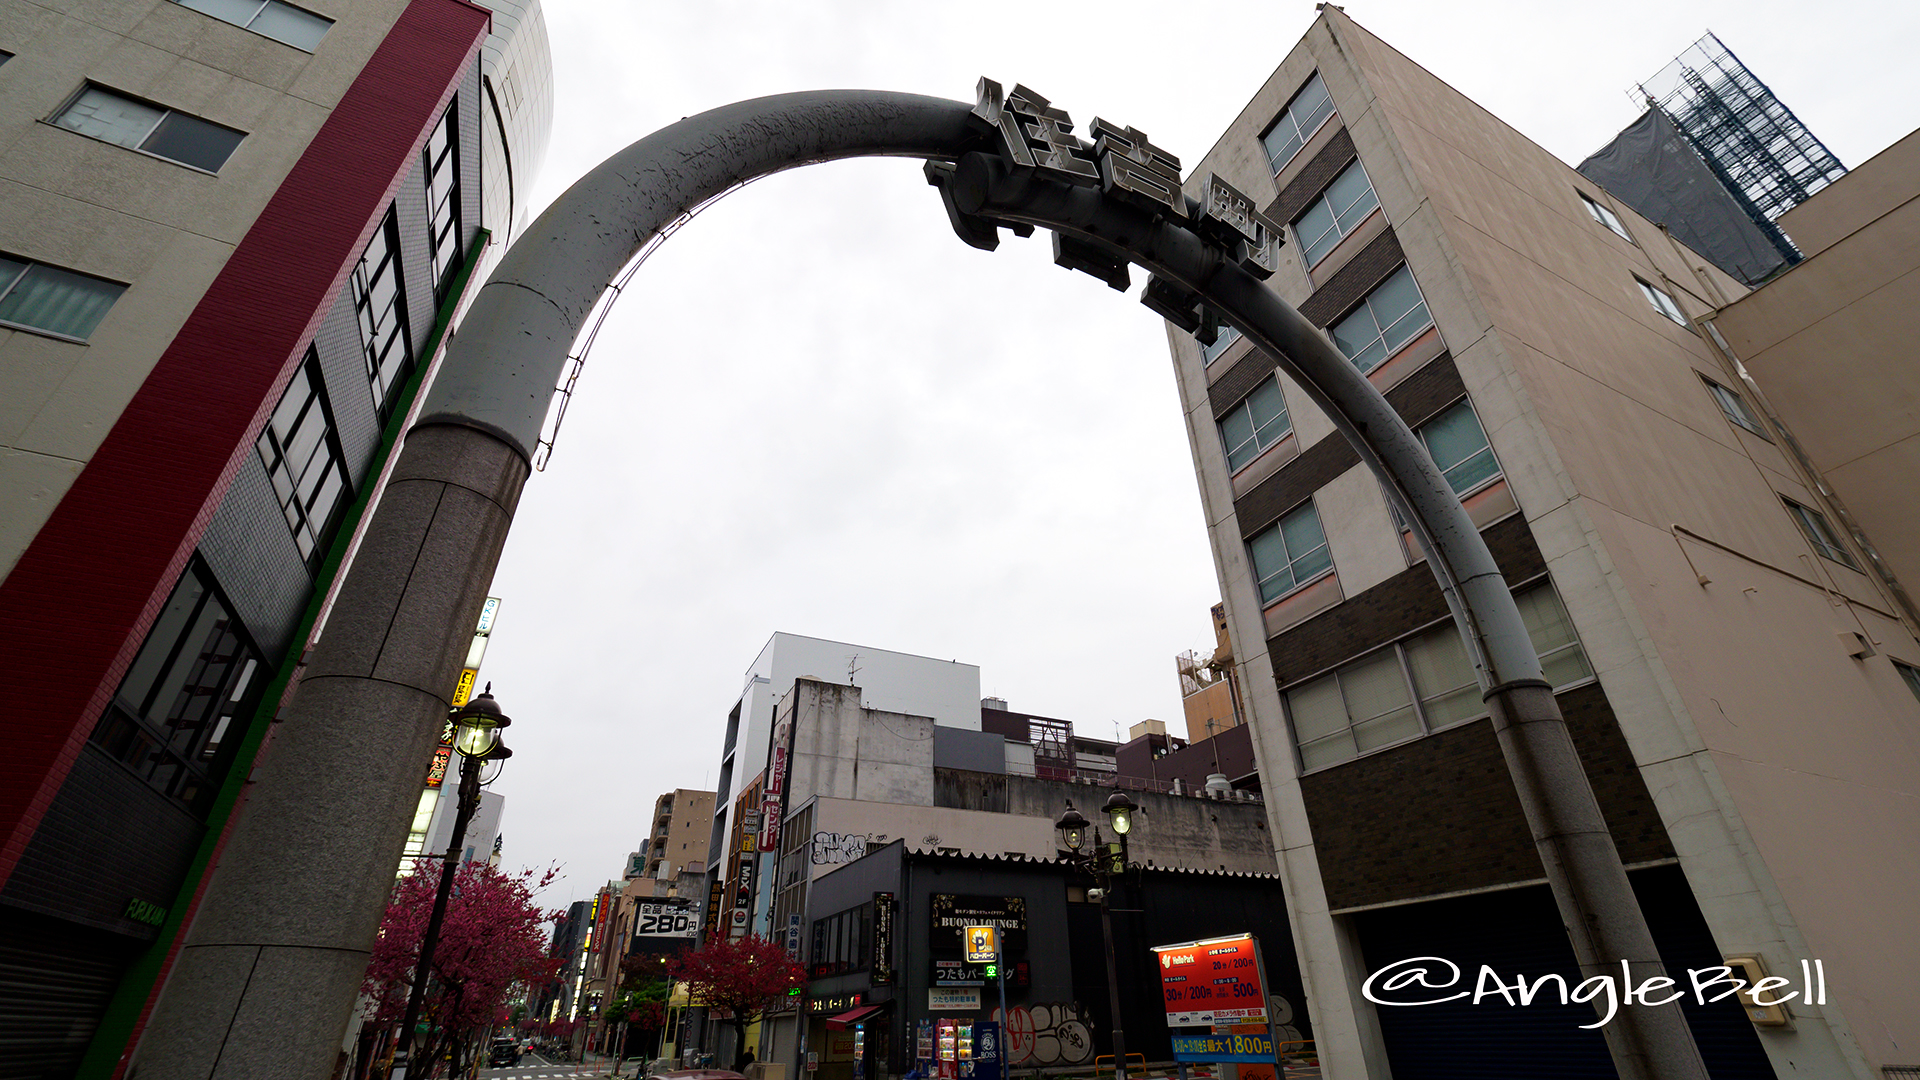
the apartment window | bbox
[1261,72,1336,174]
[1636,277,1689,326]
[1895,660,1920,705]
[1249,500,1333,603]
[1331,265,1433,373]
[52,84,244,172]
[353,206,413,416]
[257,350,350,564]
[0,255,125,340]
[1578,191,1633,242]
[1285,583,1592,771]
[1221,377,1291,472]
[89,561,265,815]
[1784,498,1858,569]
[1704,378,1768,438]
[1295,159,1380,265]
[1418,400,1499,495]
[1201,324,1242,365]
[172,0,331,50]
[423,101,463,297]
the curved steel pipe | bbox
[418,91,982,459]
[131,89,1701,1080]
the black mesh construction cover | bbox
[1578,109,1790,286]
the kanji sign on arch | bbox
[1152,934,1268,1027]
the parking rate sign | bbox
[1153,934,1268,1027]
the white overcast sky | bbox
[469,0,1920,906]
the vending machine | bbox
[934,1019,960,1080]
[968,1021,1001,1080]
[915,1019,934,1075]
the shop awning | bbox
[825,1003,886,1029]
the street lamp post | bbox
[1056,791,1140,1080]
[390,688,514,1080]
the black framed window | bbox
[424,101,463,298]
[257,348,351,566]
[352,205,413,416]
[809,901,874,976]
[90,561,267,816]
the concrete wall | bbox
[0,0,414,581]
[1718,127,1920,602]
[803,796,1054,879]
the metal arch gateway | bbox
[130,88,1704,1080]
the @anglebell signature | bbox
[1362,956,1827,1029]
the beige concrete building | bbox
[1716,128,1920,618]
[0,1,552,1073]
[639,786,717,896]
[1166,8,1919,1078]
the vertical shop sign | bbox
[872,892,895,985]
[703,875,725,945]
[760,714,791,853]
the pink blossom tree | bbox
[363,861,561,1076]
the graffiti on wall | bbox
[991,1003,1094,1066]
[810,832,889,865]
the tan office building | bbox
[1167,8,1919,1077]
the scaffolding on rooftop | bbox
[1634,31,1846,224]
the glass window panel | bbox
[1369,267,1425,328]
[1541,645,1594,688]
[307,460,345,534]
[248,1,331,50]
[56,87,162,148]
[147,601,224,727]
[0,263,125,339]
[1247,379,1289,435]
[1407,626,1481,726]
[1298,730,1357,770]
[1296,201,1339,264]
[1339,650,1411,724]
[1421,401,1499,493]
[1220,408,1257,471]
[1421,403,1486,472]
[140,111,244,172]
[1200,324,1240,364]
[1249,527,1296,602]
[1381,300,1432,353]
[1287,676,1347,743]
[1352,706,1420,751]
[1263,74,1334,174]
[177,0,268,23]
[1327,162,1378,227]
[1896,661,1920,704]
[1331,304,1381,360]
[0,256,27,294]
[117,576,207,714]
[1279,502,1329,576]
